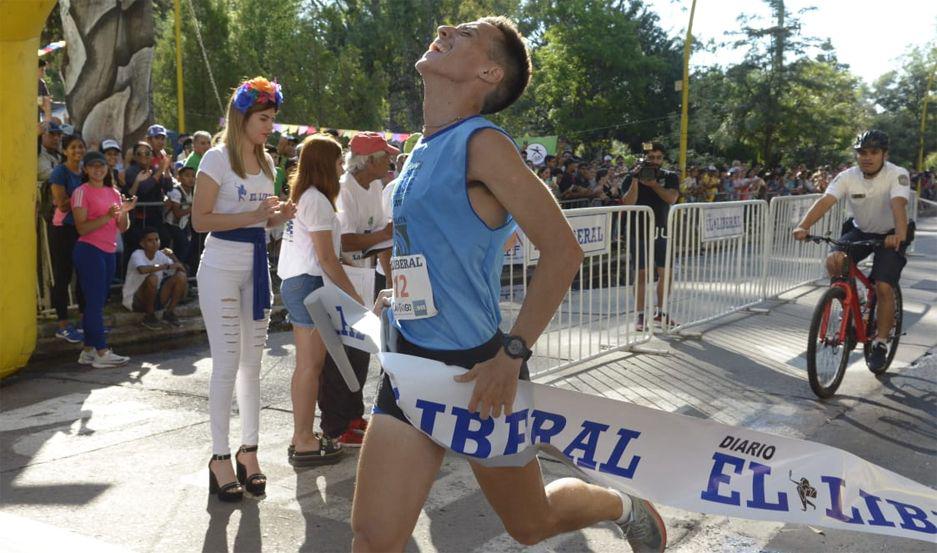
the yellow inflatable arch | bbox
[0,1,57,378]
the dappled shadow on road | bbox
[294,465,357,552]
[201,499,261,553]
[830,371,937,457]
[1,362,152,508]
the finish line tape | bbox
[310,284,937,542]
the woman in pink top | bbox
[71,151,136,368]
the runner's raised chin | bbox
[349,17,667,553]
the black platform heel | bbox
[208,453,243,502]
[236,445,267,496]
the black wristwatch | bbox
[502,334,532,361]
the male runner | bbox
[793,130,912,370]
[350,17,666,552]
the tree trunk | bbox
[762,0,785,166]
[60,0,154,151]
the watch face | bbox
[507,339,523,356]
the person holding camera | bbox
[621,142,679,330]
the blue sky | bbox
[644,0,937,85]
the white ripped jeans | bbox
[197,263,270,455]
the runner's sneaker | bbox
[55,325,83,343]
[91,349,130,368]
[867,340,888,371]
[616,496,667,553]
[141,314,162,330]
[78,349,95,365]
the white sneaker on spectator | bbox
[92,349,130,368]
[78,349,95,365]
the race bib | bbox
[391,254,437,320]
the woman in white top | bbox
[277,134,364,466]
[192,77,296,502]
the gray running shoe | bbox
[616,496,666,552]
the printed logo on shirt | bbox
[236,183,272,203]
[898,174,910,187]
[393,161,422,208]
[395,221,412,256]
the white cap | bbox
[101,139,121,152]
[603,155,612,161]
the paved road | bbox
[2,219,935,552]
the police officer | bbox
[793,130,913,369]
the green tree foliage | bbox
[151,0,681,142]
[507,0,681,153]
[869,45,937,169]
[152,0,388,133]
[683,1,877,169]
[142,0,924,170]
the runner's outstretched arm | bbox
[454,129,583,419]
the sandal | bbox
[235,445,267,496]
[208,454,243,502]
[288,434,344,467]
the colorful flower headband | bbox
[232,77,283,113]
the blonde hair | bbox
[219,93,276,180]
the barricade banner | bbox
[700,205,745,241]
[380,353,937,542]
[310,292,937,541]
[503,205,655,377]
[663,200,767,333]
[525,211,610,263]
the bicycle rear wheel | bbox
[864,283,903,375]
[807,287,851,398]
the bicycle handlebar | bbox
[804,235,884,249]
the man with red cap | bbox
[317,131,399,447]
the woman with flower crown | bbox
[192,77,296,502]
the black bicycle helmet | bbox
[853,129,889,150]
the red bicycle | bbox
[804,235,903,398]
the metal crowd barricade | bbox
[906,192,920,254]
[662,200,768,334]
[500,205,655,378]
[763,194,845,299]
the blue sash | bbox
[211,228,270,320]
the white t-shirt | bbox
[375,180,396,277]
[197,145,275,270]
[337,172,386,267]
[122,249,175,310]
[277,187,341,279]
[165,184,194,229]
[824,162,912,234]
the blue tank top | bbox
[389,116,516,350]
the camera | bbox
[637,163,659,182]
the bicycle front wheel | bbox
[807,287,851,398]
[864,283,903,375]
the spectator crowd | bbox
[522,144,935,208]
